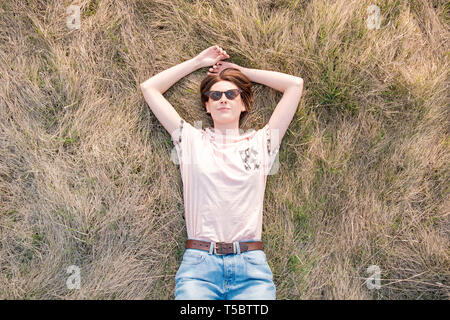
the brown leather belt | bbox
[186,240,263,255]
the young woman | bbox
[140,45,304,300]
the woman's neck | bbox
[211,124,241,136]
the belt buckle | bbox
[214,242,235,255]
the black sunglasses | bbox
[205,89,242,101]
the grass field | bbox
[0,0,448,299]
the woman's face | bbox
[205,81,246,124]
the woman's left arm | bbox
[239,67,303,93]
[208,62,302,92]
[208,62,304,146]
[240,67,304,147]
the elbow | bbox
[140,81,154,93]
[140,79,154,90]
[140,81,148,90]
[284,78,303,93]
[140,80,160,93]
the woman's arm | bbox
[140,58,201,94]
[140,45,229,135]
[239,66,303,92]
[241,67,303,146]
[208,61,304,147]
[139,58,202,136]
[208,62,302,92]
[140,45,230,94]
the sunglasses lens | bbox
[225,90,237,99]
[211,92,222,100]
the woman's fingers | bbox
[213,45,228,57]
[214,44,226,51]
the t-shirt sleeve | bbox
[170,119,201,167]
[255,124,281,175]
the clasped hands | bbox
[194,45,241,76]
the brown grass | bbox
[0,0,448,299]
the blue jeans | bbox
[174,241,276,300]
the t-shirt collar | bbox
[206,127,255,143]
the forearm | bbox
[140,58,201,94]
[238,66,303,92]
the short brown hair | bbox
[200,68,253,117]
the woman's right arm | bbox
[140,45,229,136]
[140,58,201,136]
[140,58,201,95]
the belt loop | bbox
[234,241,241,254]
[208,241,215,255]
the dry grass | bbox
[0,0,448,299]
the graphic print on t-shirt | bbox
[238,145,261,171]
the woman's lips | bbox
[218,108,230,111]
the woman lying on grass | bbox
[140,45,304,300]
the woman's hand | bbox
[194,45,230,68]
[207,61,242,76]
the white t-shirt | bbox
[171,119,280,243]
